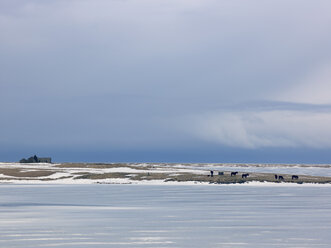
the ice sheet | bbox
[0,185,330,247]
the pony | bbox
[242,173,249,178]
[231,172,238,176]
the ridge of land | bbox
[0,163,330,184]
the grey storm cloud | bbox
[1,0,331,159]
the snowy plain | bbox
[0,162,331,184]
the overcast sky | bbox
[1,0,331,163]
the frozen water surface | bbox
[0,184,330,248]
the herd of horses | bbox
[208,170,299,181]
[275,174,299,180]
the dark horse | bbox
[210,170,214,177]
[275,174,278,179]
[231,172,238,176]
[278,175,284,180]
[242,173,249,178]
[292,175,299,180]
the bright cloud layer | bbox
[189,109,331,149]
[275,63,331,105]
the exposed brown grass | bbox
[73,170,331,184]
[55,163,148,170]
[0,168,54,177]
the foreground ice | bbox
[0,184,330,248]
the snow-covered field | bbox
[0,184,330,248]
[0,162,331,185]
[167,163,331,177]
[0,162,208,184]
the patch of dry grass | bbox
[73,170,331,184]
[55,163,149,170]
[0,168,54,178]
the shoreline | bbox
[1,181,331,187]
[0,162,330,185]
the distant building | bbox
[38,157,52,163]
[19,155,52,163]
